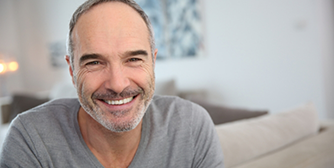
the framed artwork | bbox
[49,41,67,68]
[136,0,204,59]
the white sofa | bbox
[215,103,334,168]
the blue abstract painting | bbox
[136,0,204,59]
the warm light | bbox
[8,61,18,72]
[0,62,6,74]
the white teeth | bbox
[104,97,133,105]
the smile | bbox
[103,97,134,105]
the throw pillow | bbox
[190,98,268,125]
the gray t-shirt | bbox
[0,95,224,168]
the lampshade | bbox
[0,62,5,74]
[0,60,19,74]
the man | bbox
[0,0,224,167]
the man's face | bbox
[67,2,157,132]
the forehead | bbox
[71,2,151,58]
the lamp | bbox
[0,55,19,97]
[0,63,5,74]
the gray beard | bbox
[80,95,153,133]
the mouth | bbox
[101,96,136,105]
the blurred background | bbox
[0,0,333,119]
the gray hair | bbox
[67,0,155,68]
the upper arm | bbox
[191,103,224,168]
[0,117,42,168]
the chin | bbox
[97,103,147,133]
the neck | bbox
[78,107,142,168]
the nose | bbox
[103,64,130,94]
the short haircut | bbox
[67,0,155,68]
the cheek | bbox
[74,69,103,95]
[143,63,155,80]
[131,64,155,89]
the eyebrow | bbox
[79,53,103,65]
[124,50,148,57]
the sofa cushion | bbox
[233,121,334,168]
[216,103,319,168]
[190,98,268,125]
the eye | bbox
[86,61,100,65]
[128,58,142,62]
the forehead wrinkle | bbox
[72,2,150,54]
[75,2,149,38]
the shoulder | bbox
[17,98,79,118]
[7,98,81,147]
[11,98,80,130]
[150,95,208,115]
[141,95,223,167]
[147,95,213,129]
[27,98,80,112]
[1,98,85,167]
[151,96,224,167]
[150,95,206,113]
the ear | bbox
[153,49,158,67]
[65,55,76,87]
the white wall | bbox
[317,0,334,118]
[0,0,85,94]
[0,0,23,95]
[156,0,334,119]
[1,0,333,118]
